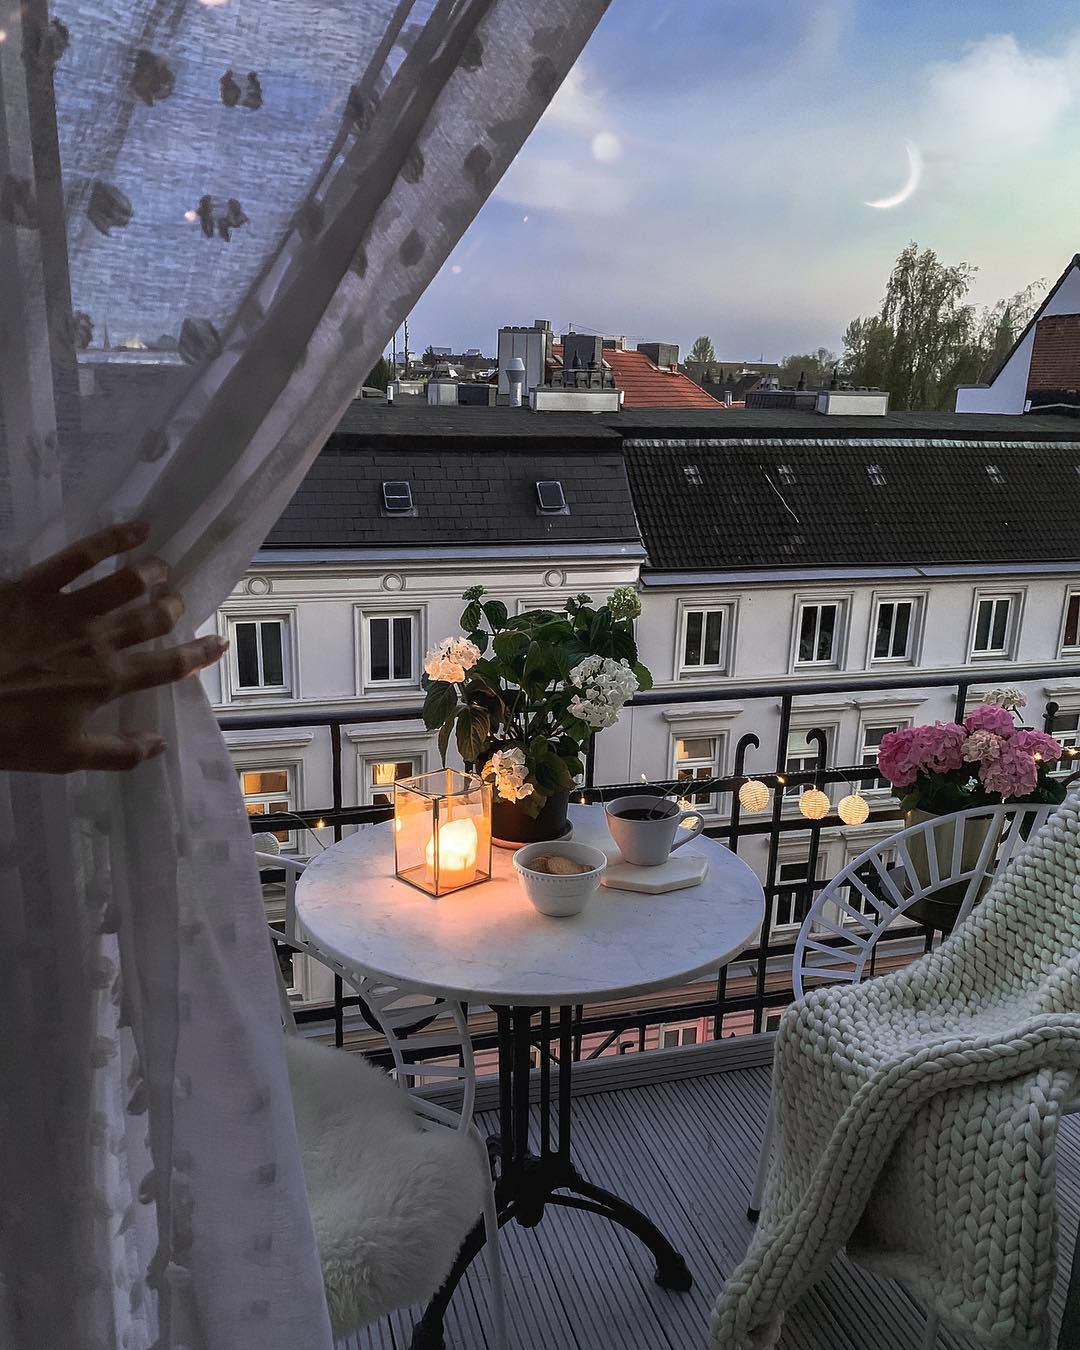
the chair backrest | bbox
[791,802,1053,999]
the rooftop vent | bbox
[536,480,567,513]
[986,464,1004,485]
[867,463,886,486]
[382,480,413,513]
[777,464,795,485]
[684,464,702,486]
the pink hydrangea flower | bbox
[1012,729,1063,763]
[877,722,966,786]
[980,740,1039,798]
[963,704,1015,738]
[961,730,1003,763]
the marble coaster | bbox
[601,852,709,894]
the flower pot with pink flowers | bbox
[876,689,1066,929]
[421,586,651,846]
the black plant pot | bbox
[492,790,570,846]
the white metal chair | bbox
[747,802,1059,1349]
[256,846,506,1348]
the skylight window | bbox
[867,463,886,486]
[684,464,702,486]
[536,480,567,512]
[382,480,413,512]
[986,464,1004,485]
[777,464,795,485]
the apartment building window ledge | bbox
[223,727,316,752]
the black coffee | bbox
[614,807,674,821]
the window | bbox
[867,463,886,486]
[1049,713,1080,773]
[366,613,416,685]
[971,595,1014,657]
[673,736,719,809]
[871,599,915,662]
[1062,594,1080,652]
[785,729,823,778]
[240,767,295,847]
[795,601,841,665]
[774,859,817,929]
[364,758,416,807]
[535,480,567,512]
[230,617,289,693]
[843,848,899,922]
[382,480,413,512]
[859,723,902,793]
[681,607,727,671]
[660,1024,700,1049]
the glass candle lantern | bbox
[393,769,492,896]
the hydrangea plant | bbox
[422,586,651,817]
[877,691,1067,814]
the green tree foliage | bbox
[685,335,717,383]
[840,243,1042,411]
[365,355,391,391]
[778,347,838,389]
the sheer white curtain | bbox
[0,2,607,1345]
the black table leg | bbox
[409,1004,691,1350]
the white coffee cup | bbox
[604,794,705,867]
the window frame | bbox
[657,1021,703,1050]
[238,761,300,851]
[678,604,731,675]
[790,594,849,672]
[782,723,837,812]
[867,592,924,667]
[223,612,295,700]
[670,732,722,815]
[1059,591,1080,655]
[362,755,420,809]
[968,590,1023,661]
[673,597,737,680]
[354,605,424,694]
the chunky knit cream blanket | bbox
[712,791,1080,1349]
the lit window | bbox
[240,766,295,847]
[682,607,727,671]
[1050,713,1080,772]
[230,617,289,692]
[872,599,915,661]
[859,723,904,792]
[365,758,416,808]
[673,736,718,809]
[796,601,841,665]
[971,595,1013,657]
[1062,593,1080,651]
[367,613,416,684]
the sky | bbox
[408,0,1080,363]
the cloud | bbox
[494,156,631,217]
[590,131,621,163]
[923,33,1079,160]
[541,59,606,132]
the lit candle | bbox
[424,817,479,888]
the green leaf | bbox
[517,789,547,819]
[493,630,529,667]
[461,601,482,632]
[610,626,637,662]
[632,661,653,692]
[423,681,458,730]
[532,758,561,794]
[437,716,454,765]
[455,707,490,764]
[482,599,508,629]
[471,630,490,655]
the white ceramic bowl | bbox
[513,841,607,917]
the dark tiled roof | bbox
[613,408,1080,439]
[265,446,639,548]
[331,402,621,444]
[625,441,1080,571]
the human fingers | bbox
[71,730,167,772]
[115,634,228,695]
[19,521,150,593]
[65,556,169,620]
[94,588,185,650]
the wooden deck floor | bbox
[342,1051,1080,1350]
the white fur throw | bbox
[285,1036,485,1338]
[712,791,1080,1349]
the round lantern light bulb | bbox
[738,779,770,814]
[837,792,870,826]
[799,787,831,821]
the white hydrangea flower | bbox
[607,586,642,621]
[423,636,481,684]
[568,656,639,729]
[981,686,1027,711]
[485,747,534,802]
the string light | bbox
[314,818,326,830]
[837,792,870,826]
[799,787,830,821]
[738,779,770,814]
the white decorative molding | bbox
[661,703,745,729]
[223,727,315,751]
[381,572,405,592]
[245,575,272,596]
[544,568,566,588]
[344,723,433,748]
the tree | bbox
[778,347,838,389]
[422,344,436,364]
[365,356,391,392]
[840,243,1041,411]
[689,335,716,366]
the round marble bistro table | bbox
[295,805,765,1348]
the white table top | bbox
[294,806,764,1007]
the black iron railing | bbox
[223,662,1080,1053]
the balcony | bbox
[342,1037,1080,1349]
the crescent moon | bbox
[864,141,923,210]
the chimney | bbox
[636,341,679,371]
[724,391,733,407]
[505,356,525,407]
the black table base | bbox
[409,1006,692,1350]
